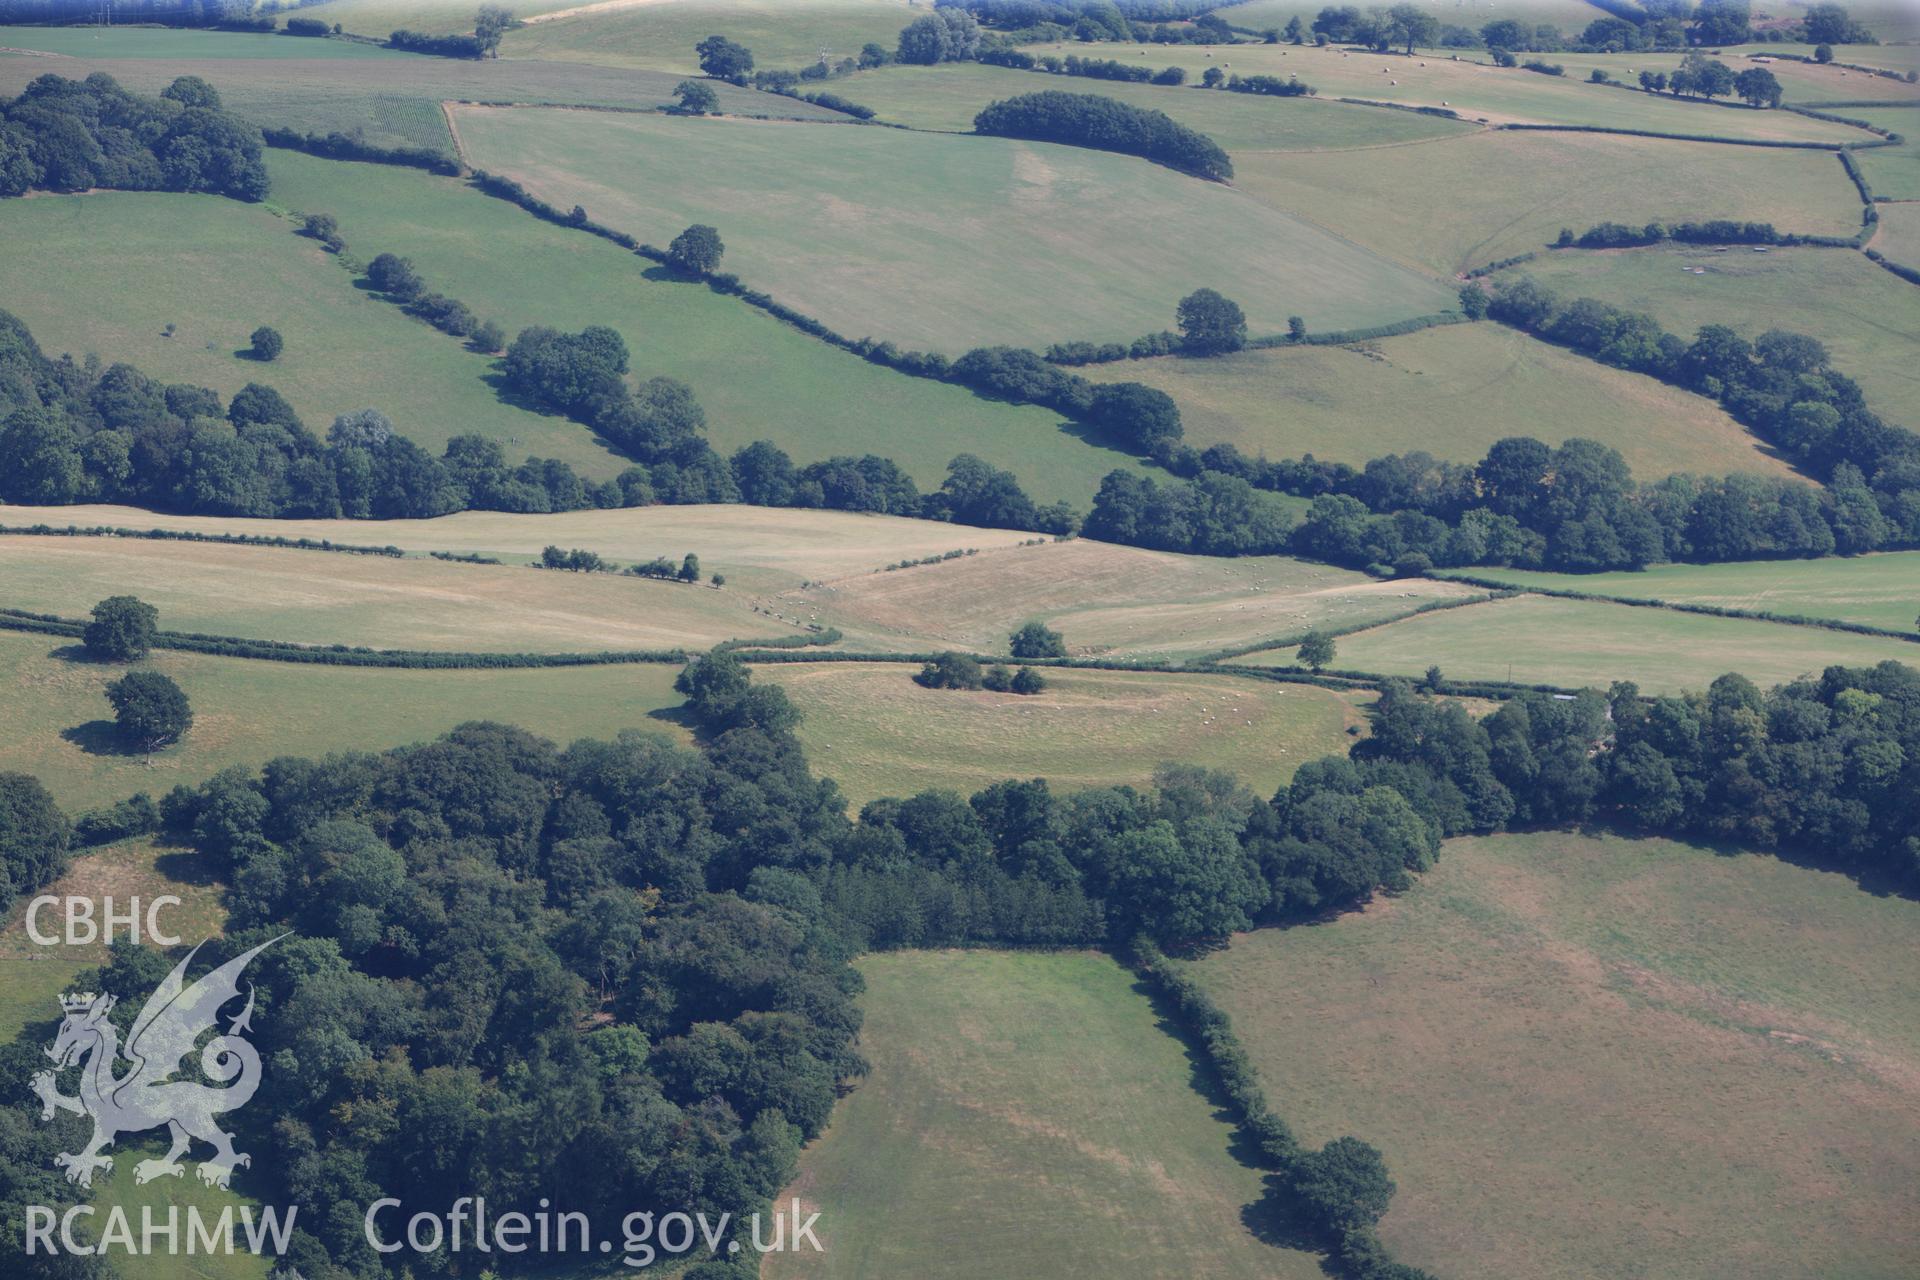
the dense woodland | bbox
[3,646,1916,1276]
[0,72,267,201]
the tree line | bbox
[0,72,268,202]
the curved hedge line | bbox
[261,127,461,175]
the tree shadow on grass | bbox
[151,846,221,888]
[60,721,131,757]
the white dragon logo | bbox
[30,937,280,1190]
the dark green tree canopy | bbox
[106,669,192,753]
[84,595,159,662]
[1177,288,1248,354]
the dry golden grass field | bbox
[1187,831,1920,1280]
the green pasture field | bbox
[838,60,1476,149]
[1443,552,1920,633]
[1234,128,1864,275]
[288,0,576,36]
[1846,106,1920,199]
[1082,320,1797,480]
[1251,593,1920,692]
[1186,830,1920,1280]
[1102,40,1871,139]
[0,189,629,476]
[264,150,1141,505]
[447,104,1460,353]
[1548,49,1920,103]
[763,662,1365,805]
[765,949,1325,1280]
[1870,199,1920,267]
[1220,0,1610,31]
[0,536,777,653]
[1492,245,1920,426]
[0,630,691,811]
[792,536,1483,657]
[0,25,408,58]
[0,502,1046,589]
[0,36,838,154]
[503,0,920,75]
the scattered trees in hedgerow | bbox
[916,650,984,690]
[1010,621,1067,659]
[84,595,158,661]
[1177,288,1248,354]
[667,223,725,274]
[972,91,1232,182]
[105,669,192,757]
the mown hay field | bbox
[767,949,1326,1280]
[793,537,1483,658]
[1443,552,1920,633]
[264,151,1143,505]
[1492,245,1920,426]
[1097,41,1872,139]
[764,662,1366,805]
[1251,594,1920,692]
[0,503,1045,590]
[0,536,770,653]
[1186,830,1920,1280]
[448,104,1460,352]
[1081,320,1796,480]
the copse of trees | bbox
[898,7,982,64]
[973,91,1233,182]
[0,72,267,201]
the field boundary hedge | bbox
[0,608,693,668]
[1130,938,1431,1280]
[0,522,407,557]
[1435,573,1920,642]
[1493,122,1854,150]
[262,127,461,175]
[1198,589,1512,664]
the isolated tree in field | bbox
[1298,630,1336,671]
[1734,67,1783,108]
[106,670,192,758]
[1009,621,1067,659]
[1177,288,1247,354]
[696,35,754,81]
[668,224,725,274]
[250,326,283,362]
[475,5,514,56]
[84,596,158,662]
[1289,1136,1397,1231]
[673,79,719,115]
